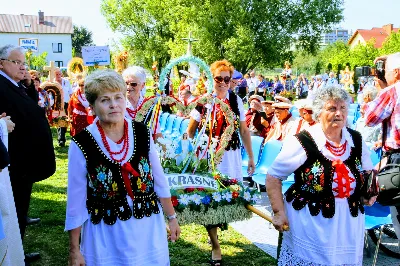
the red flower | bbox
[231,179,238,184]
[141,183,147,192]
[185,188,195,193]
[305,168,310,172]
[171,196,179,207]
[309,175,314,179]
[232,191,239,198]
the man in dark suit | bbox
[0,45,56,263]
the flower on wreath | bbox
[185,187,195,193]
[214,174,221,180]
[179,194,190,205]
[140,183,147,192]
[212,192,222,202]
[243,191,251,201]
[196,188,205,191]
[231,179,238,184]
[171,196,179,207]
[191,194,203,205]
[223,192,233,202]
[201,195,211,205]
[232,191,239,198]
[251,194,260,203]
[230,184,240,191]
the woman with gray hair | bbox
[122,66,162,139]
[66,69,180,266]
[266,86,376,265]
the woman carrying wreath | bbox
[187,59,255,266]
[266,86,376,266]
[66,69,180,266]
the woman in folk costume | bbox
[68,79,94,137]
[187,60,255,266]
[0,115,24,266]
[66,70,180,266]
[267,86,376,266]
[123,66,163,140]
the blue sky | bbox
[1,0,399,45]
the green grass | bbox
[24,129,275,265]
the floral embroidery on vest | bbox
[72,121,160,225]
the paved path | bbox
[231,192,400,266]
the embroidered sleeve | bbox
[65,141,89,231]
[268,136,307,180]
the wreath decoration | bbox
[135,54,259,225]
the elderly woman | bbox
[122,66,162,139]
[266,86,376,266]
[187,59,255,265]
[66,70,180,266]
[67,79,94,137]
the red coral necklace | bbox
[96,120,129,162]
[325,140,347,156]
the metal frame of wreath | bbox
[135,55,236,167]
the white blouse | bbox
[65,118,171,265]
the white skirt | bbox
[278,198,364,266]
[80,203,170,266]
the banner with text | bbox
[19,38,38,52]
[82,46,110,66]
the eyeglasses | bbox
[79,84,85,87]
[214,76,231,84]
[303,110,313,115]
[126,82,138,87]
[0,58,28,67]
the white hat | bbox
[274,95,292,104]
[249,95,264,103]
[272,102,292,109]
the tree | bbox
[380,31,400,55]
[72,25,94,57]
[25,50,48,71]
[101,0,344,73]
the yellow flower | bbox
[137,178,142,187]
[95,209,98,215]
[229,185,241,192]
[314,184,323,192]
[112,182,118,192]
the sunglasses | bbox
[214,76,231,84]
[126,82,138,87]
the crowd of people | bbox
[0,41,399,266]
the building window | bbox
[55,61,63,67]
[52,43,62,53]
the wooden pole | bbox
[245,204,289,231]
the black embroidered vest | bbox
[285,128,365,218]
[196,91,241,151]
[72,121,160,225]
